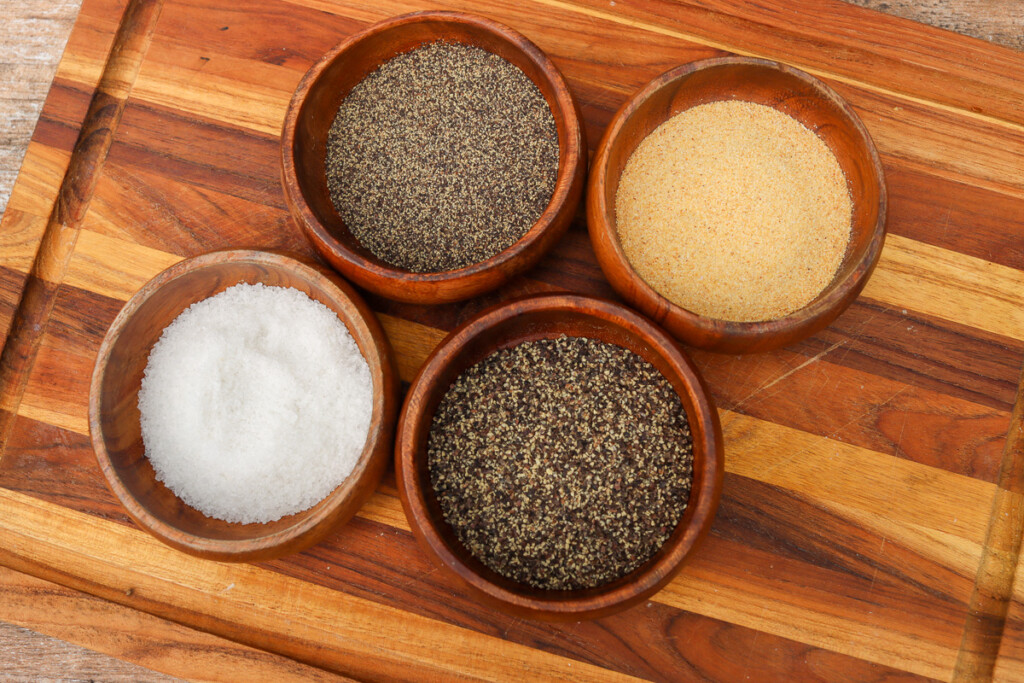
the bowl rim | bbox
[394,292,724,619]
[88,248,396,561]
[588,55,888,350]
[280,10,586,295]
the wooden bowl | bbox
[281,11,586,305]
[88,250,399,562]
[588,57,887,353]
[395,293,723,620]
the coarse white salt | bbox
[137,283,373,524]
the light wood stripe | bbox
[862,233,1024,342]
[723,410,994,544]
[378,315,446,384]
[359,489,411,532]
[0,209,49,275]
[14,398,88,437]
[52,6,126,91]
[62,229,181,298]
[53,37,108,91]
[5,143,71,219]
[0,487,630,682]
[132,41,295,136]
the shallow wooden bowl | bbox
[89,250,399,562]
[395,293,723,620]
[588,56,887,353]
[281,11,586,305]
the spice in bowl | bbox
[615,100,852,322]
[325,42,560,273]
[137,283,373,524]
[427,335,693,591]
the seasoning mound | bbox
[428,336,693,591]
[138,283,373,524]
[326,42,560,273]
[616,100,852,322]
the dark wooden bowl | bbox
[395,293,723,621]
[88,250,399,562]
[588,57,887,353]
[281,11,586,305]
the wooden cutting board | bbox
[1,0,1022,679]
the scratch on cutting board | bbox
[732,340,847,412]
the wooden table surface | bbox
[0,0,1022,680]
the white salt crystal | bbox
[138,283,373,524]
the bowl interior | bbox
[291,15,576,273]
[403,300,719,610]
[598,60,883,317]
[95,255,387,549]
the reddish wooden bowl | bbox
[588,57,887,353]
[89,250,399,562]
[281,11,586,304]
[395,293,723,620]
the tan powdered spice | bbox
[615,100,852,322]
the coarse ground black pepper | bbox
[325,42,560,273]
[427,336,694,591]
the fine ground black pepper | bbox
[325,42,560,273]
[427,336,694,591]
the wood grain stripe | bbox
[0,487,631,681]
[954,363,1024,681]
[722,411,994,544]
[861,235,1024,342]
[0,565,351,682]
[3,143,71,219]
[132,41,295,136]
[0,209,50,277]
[544,0,1024,130]
[0,0,164,455]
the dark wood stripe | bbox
[89,158,301,256]
[719,475,974,603]
[28,80,94,154]
[794,301,1022,412]
[882,159,1024,272]
[954,362,1024,681]
[107,100,288,211]
[0,0,165,453]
